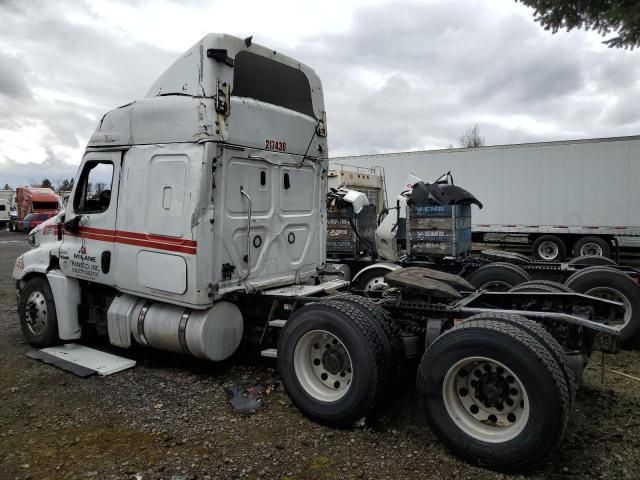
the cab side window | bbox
[73,161,114,214]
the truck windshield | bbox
[232,51,315,119]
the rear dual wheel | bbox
[466,263,531,291]
[417,317,570,471]
[564,266,640,342]
[277,300,396,427]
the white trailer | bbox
[332,136,640,261]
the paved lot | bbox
[1,229,639,479]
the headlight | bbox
[28,233,37,247]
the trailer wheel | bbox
[323,294,404,391]
[480,249,531,265]
[466,263,531,291]
[572,236,611,258]
[565,266,640,342]
[417,319,569,471]
[18,276,59,348]
[465,313,576,408]
[509,280,573,293]
[568,254,617,267]
[532,235,566,262]
[278,302,387,427]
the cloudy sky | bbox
[1,0,639,187]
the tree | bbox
[517,1,640,49]
[3,184,11,191]
[93,182,107,197]
[55,178,74,193]
[40,178,53,189]
[458,124,485,148]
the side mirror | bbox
[63,215,82,234]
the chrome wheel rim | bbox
[363,274,388,293]
[293,330,353,402]
[25,291,48,335]
[538,241,559,261]
[586,287,631,328]
[443,356,530,443]
[579,243,603,257]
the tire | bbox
[417,319,569,471]
[509,280,573,293]
[465,313,576,408]
[18,276,59,348]
[466,263,531,291]
[350,266,394,294]
[9,221,14,232]
[480,249,531,265]
[322,294,404,392]
[564,266,640,342]
[568,254,617,267]
[532,235,566,262]
[277,301,387,427]
[572,236,611,258]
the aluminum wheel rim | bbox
[579,243,603,257]
[25,291,48,335]
[586,287,631,328]
[480,280,513,292]
[293,330,353,402]
[363,275,388,293]
[443,356,530,443]
[538,241,559,260]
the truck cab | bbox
[14,33,329,360]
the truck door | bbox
[60,151,121,286]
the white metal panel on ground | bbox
[331,136,640,236]
[40,344,136,375]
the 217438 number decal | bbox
[266,139,287,152]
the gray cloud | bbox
[0,52,32,98]
[285,1,640,156]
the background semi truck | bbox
[9,187,60,232]
[332,136,640,261]
[0,189,14,228]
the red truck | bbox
[9,187,60,232]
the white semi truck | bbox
[332,136,640,261]
[12,34,636,471]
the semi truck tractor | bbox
[9,187,60,232]
[13,34,636,471]
[332,136,640,261]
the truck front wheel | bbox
[277,302,387,427]
[18,276,59,348]
[417,319,569,471]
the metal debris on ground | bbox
[225,382,267,413]
[26,343,136,377]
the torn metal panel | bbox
[26,344,136,377]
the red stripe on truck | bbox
[66,227,197,255]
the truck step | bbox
[268,319,287,328]
[261,348,278,358]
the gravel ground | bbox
[1,229,640,480]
